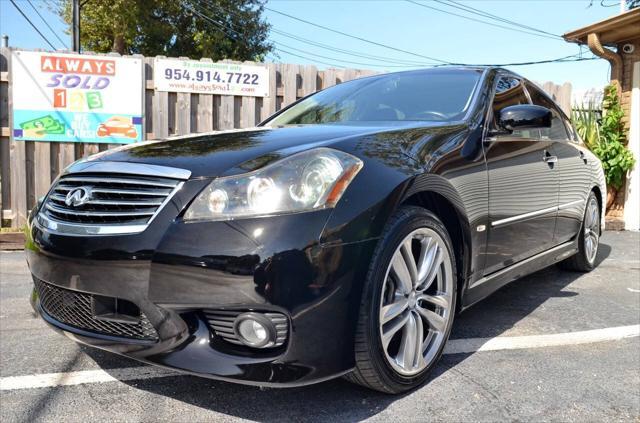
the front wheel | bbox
[560,192,601,272]
[346,206,457,394]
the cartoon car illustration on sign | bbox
[97,116,137,138]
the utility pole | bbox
[72,0,80,52]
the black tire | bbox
[560,191,600,272]
[345,206,457,394]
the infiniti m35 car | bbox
[27,67,605,393]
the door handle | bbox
[579,151,588,164]
[543,151,558,164]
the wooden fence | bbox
[0,47,572,229]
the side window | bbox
[491,77,537,139]
[525,82,569,140]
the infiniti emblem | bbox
[65,187,92,207]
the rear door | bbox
[482,76,560,275]
[524,81,590,244]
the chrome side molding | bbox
[492,199,586,228]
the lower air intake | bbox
[33,278,158,342]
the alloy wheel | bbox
[584,197,600,264]
[378,228,454,376]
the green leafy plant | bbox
[572,101,600,149]
[573,85,635,191]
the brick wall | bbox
[617,37,640,135]
[607,37,640,220]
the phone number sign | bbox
[11,50,143,144]
[153,59,270,97]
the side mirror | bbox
[495,104,552,134]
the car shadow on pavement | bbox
[83,242,612,422]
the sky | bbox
[0,0,621,91]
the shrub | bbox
[572,85,635,191]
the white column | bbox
[624,61,640,231]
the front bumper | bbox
[26,208,378,387]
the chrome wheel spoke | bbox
[417,244,442,292]
[419,293,450,309]
[380,296,409,324]
[416,305,446,332]
[382,312,410,349]
[400,239,418,287]
[391,252,413,295]
[396,313,418,370]
[416,237,434,282]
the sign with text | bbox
[154,58,270,97]
[11,50,143,144]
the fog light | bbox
[233,313,276,348]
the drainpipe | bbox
[587,32,623,92]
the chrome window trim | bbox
[36,179,185,237]
[63,161,192,180]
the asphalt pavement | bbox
[1,231,639,422]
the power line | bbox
[405,0,561,41]
[206,1,589,68]
[264,6,457,64]
[9,0,57,50]
[186,3,349,68]
[271,29,436,66]
[197,3,434,68]
[199,0,437,66]
[190,3,349,68]
[436,0,561,38]
[26,0,69,49]
[439,54,598,67]
[189,1,597,69]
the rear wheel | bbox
[346,206,457,394]
[560,192,600,272]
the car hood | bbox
[87,122,467,178]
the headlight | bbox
[184,148,363,221]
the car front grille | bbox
[34,278,158,342]
[42,173,181,227]
[204,309,288,347]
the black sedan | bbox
[26,67,605,393]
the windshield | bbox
[266,69,482,126]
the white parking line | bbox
[444,324,640,354]
[1,324,638,391]
[0,366,179,391]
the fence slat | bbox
[197,58,214,132]
[84,144,99,157]
[33,141,51,202]
[9,140,26,227]
[302,65,318,97]
[176,92,191,135]
[261,63,277,122]
[282,63,298,107]
[323,68,337,89]
[219,95,234,130]
[144,57,154,138]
